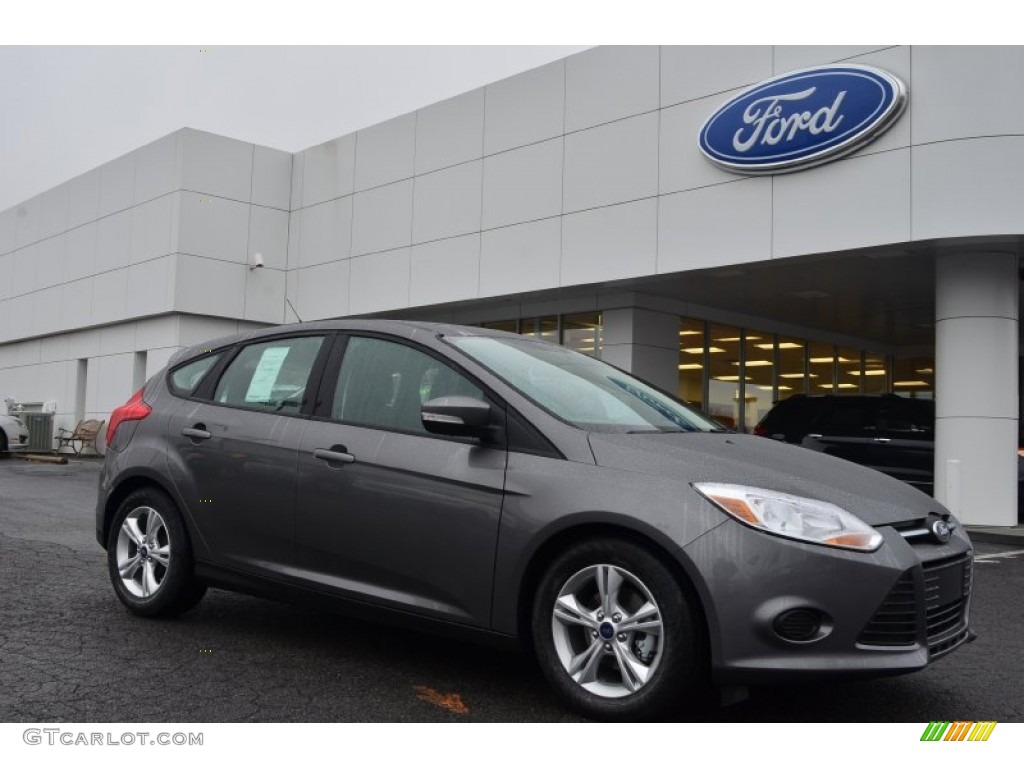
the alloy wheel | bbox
[115,506,171,598]
[550,563,665,698]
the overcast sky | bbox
[0,46,588,212]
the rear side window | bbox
[213,336,325,413]
[332,336,483,434]
[168,354,222,396]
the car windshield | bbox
[448,335,724,433]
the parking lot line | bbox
[973,549,1024,563]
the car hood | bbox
[588,431,945,526]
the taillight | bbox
[106,388,152,445]
[753,424,768,437]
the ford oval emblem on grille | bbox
[930,519,952,544]
[698,65,907,175]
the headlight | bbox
[693,482,883,552]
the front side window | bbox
[332,336,483,434]
[448,336,722,433]
[213,336,325,413]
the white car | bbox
[0,413,30,453]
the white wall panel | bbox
[412,161,482,244]
[95,353,135,415]
[178,129,253,201]
[0,208,15,254]
[561,199,657,286]
[565,46,659,132]
[296,197,352,269]
[415,88,484,175]
[410,234,480,307]
[14,195,41,249]
[95,210,132,274]
[36,236,65,291]
[174,255,246,318]
[349,248,410,315]
[100,323,137,355]
[658,179,772,274]
[660,46,772,107]
[484,59,565,155]
[482,138,562,230]
[912,46,1024,145]
[58,279,94,333]
[97,152,136,218]
[243,267,286,324]
[354,113,416,192]
[773,45,893,73]
[301,135,356,207]
[13,243,41,293]
[480,218,561,297]
[40,185,69,239]
[251,146,292,210]
[136,316,179,350]
[32,287,61,337]
[351,180,413,256]
[66,168,101,229]
[126,256,175,318]
[248,206,289,271]
[774,149,911,258]
[295,260,350,320]
[129,195,174,265]
[39,334,69,363]
[0,255,10,301]
[176,191,249,264]
[912,137,1024,240]
[290,151,305,211]
[659,91,746,195]
[146,347,178,379]
[63,222,98,283]
[564,113,658,213]
[134,133,179,204]
[91,268,129,326]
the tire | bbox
[106,487,207,618]
[0,429,7,455]
[531,537,705,721]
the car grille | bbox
[857,569,917,646]
[857,553,972,654]
[924,554,972,657]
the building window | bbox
[481,319,518,333]
[677,318,705,410]
[706,324,742,430]
[519,316,558,342]
[776,337,807,397]
[743,331,774,432]
[562,313,603,358]
[892,356,934,399]
[808,342,837,394]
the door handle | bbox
[182,426,211,440]
[313,447,356,465]
[873,437,891,443]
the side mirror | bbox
[421,396,493,439]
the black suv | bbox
[756,394,1023,520]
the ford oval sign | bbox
[698,65,907,175]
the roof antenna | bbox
[286,298,304,323]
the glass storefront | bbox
[678,317,935,432]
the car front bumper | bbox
[685,517,974,684]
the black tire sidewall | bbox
[106,487,202,618]
[531,537,702,721]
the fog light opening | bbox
[773,608,829,643]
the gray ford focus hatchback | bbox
[96,320,974,720]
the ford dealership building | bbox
[0,45,1020,526]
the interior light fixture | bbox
[678,364,703,370]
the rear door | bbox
[164,333,330,576]
[293,334,507,627]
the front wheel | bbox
[531,538,705,720]
[106,487,207,617]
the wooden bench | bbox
[55,419,105,455]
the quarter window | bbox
[169,354,222,397]
[213,336,325,413]
[333,337,483,433]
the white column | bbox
[934,252,1019,526]
[601,307,679,393]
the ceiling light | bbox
[756,342,802,350]
[894,380,929,387]
[679,330,702,336]
[916,368,934,374]
[678,364,703,370]
[732,360,773,367]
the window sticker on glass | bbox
[244,347,291,403]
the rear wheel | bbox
[531,537,705,720]
[106,487,206,617]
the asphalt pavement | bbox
[1,456,1022,722]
